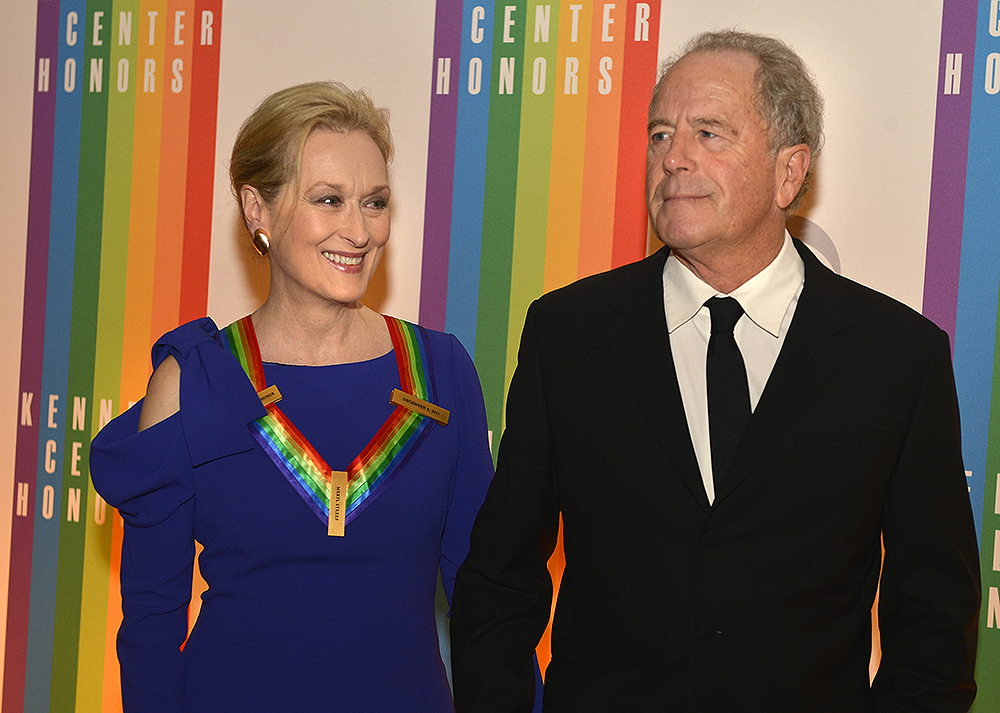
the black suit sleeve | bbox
[872,328,980,712]
[451,302,560,713]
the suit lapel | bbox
[603,248,710,512]
[713,239,859,504]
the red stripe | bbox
[179,0,223,322]
[612,0,661,268]
[236,317,266,389]
[350,408,410,474]
[386,317,416,394]
[227,314,429,513]
[268,408,328,470]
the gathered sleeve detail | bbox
[152,317,265,468]
[91,407,193,528]
[92,318,265,526]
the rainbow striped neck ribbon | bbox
[219,314,439,532]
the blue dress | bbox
[91,317,495,712]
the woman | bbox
[91,82,495,712]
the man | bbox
[450,30,980,712]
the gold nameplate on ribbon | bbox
[389,389,450,425]
[328,471,348,537]
[257,385,282,407]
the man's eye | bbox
[699,130,717,139]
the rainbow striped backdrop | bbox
[417,1,661,671]
[9,0,1000,710]
[419,0,662,439]
[925,1,1000,709]
[4,1,222,711]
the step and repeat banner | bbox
[0,0,999,711]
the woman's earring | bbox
[252,228,270,257]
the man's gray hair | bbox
[651,30,825,209]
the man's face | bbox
[646,50,788,264]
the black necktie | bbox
[706,296,751,495]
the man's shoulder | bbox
[801,244,944,342]
[533,248,667,315]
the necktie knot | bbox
[706,296,744,334]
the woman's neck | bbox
[250,298,391,366]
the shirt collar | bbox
[663,231,804,337]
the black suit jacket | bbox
[451,240,980,712]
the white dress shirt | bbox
[663,232,805,504]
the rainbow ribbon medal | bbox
[220,315,440,533]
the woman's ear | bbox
[240,185,267,233]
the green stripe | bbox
[476,3,526,457]
[974,300,1000,711]
[55,2,114,709]
[399,322,428,398]
[227,317,432,518]
[225,321,253,381]
[505,1,557,412]
[91,0,139,429]
[355,412,422,481]
[348,412,423,503]
[84,2,139,710]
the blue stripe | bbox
[252,425,329,521]
[234,318,440,531]
[951,14,1000,544]
[445,0,495,356]
[411,322,436,400]
[24,2,84,709]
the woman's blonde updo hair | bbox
[230,81,394,210]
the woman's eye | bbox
[320,195,342,206]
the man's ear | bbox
[776,144,811,211]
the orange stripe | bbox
[386,318,413,394]
[151,0,196,342]
[119,0,168,406]
[268,409,328,470]
[236,318,265,389]
[102,515,124,713]
[576,3,626,279]
[543,1,592,293]
[351,409,411,471]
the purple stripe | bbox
[3,1,60,707]
[418,0,463,330]
[921,0,977,344]
[251,425,329,524]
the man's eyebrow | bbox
[690,116,729,131]
[647,115,733,133]
[647,117,675,132]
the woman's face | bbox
[264,129,390,311]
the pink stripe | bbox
[3,2,61,706]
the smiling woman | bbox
[89,82,498,713]
[242,129,393,362]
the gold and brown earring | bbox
[252,228,270,257]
